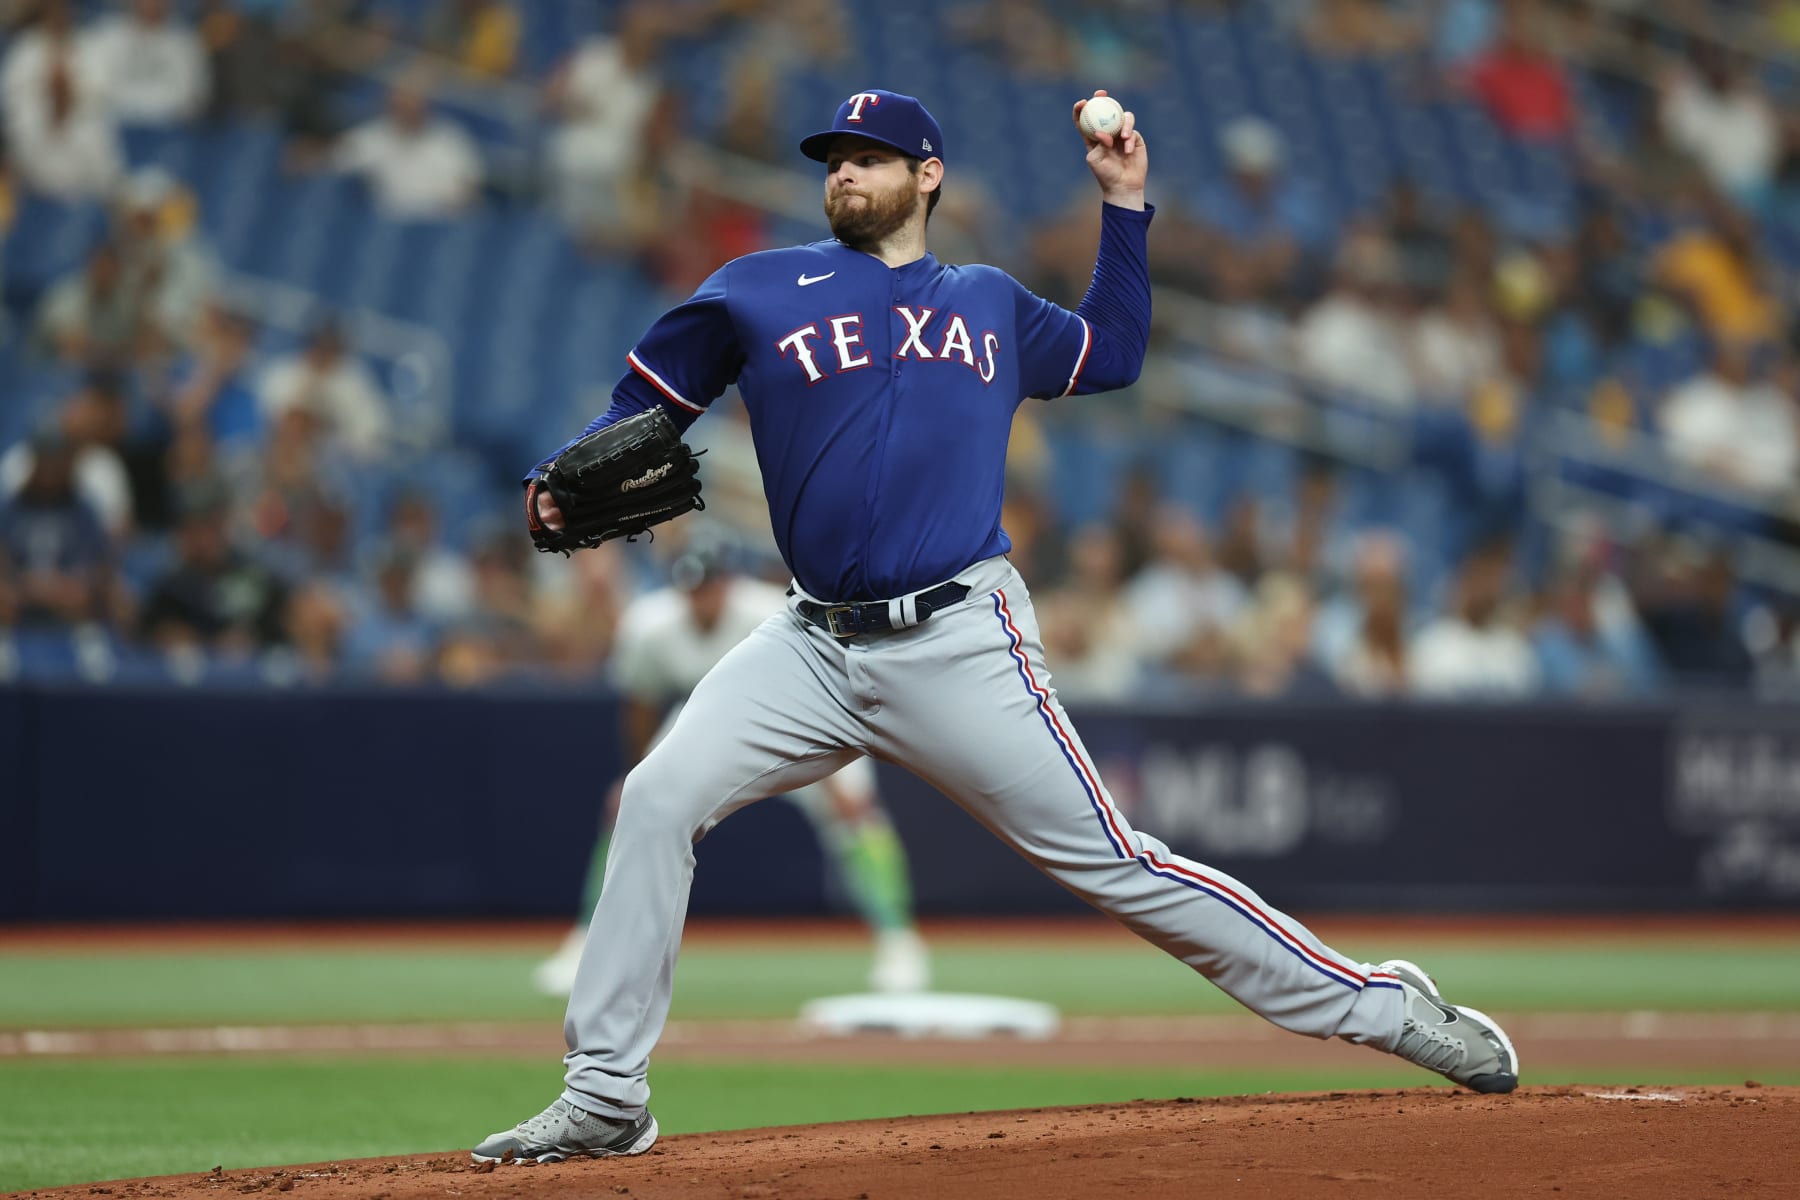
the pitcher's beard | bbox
[825,182,918,248]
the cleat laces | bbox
[516,1100,571,1141]
[1395,1008,1466,1073]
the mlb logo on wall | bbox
[1673,714,1800,897]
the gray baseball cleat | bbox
[1380,958,1520,1094]
[472,1098,658,1164]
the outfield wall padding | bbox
[2,685,1797,918]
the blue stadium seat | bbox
[1043,424,1142,529]
[117,532,173,597]
[1391,472,1453,598]
[120,125,197,177]
[0,357,78,450]
[371,445,505,549]
[519,0,602,77]
[9,628,122,683]
[350,218,452,318]
[1,196,107,313]
[1331,466,1382,531]
[1155,422,1239,523]
[189,123,283,264]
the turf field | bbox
[2,919,1796,1193]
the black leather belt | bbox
[792,581,973,638]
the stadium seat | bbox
[1,196,107,315]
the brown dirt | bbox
[12,1087,1796,1200]
[6,1012,1800,1074]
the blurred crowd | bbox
[0,0,807,688]
[1014,0,1800,699]
[1001,462,1790,703]
[1022,3,1800,505]
[2,0,1800,698]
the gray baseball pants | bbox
[561,555,1405,1116]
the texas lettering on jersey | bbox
[777,308,1002,385]
[539,203,1154,600]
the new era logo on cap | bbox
[800,89,946,166]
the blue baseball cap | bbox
[799,89,945,165]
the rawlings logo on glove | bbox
[526,408,705,554]
[621,462,677,490]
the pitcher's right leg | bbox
[561,615,864,1118]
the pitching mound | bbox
[17,1086,1795,1200]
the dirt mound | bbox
[15,1086,1795,1200]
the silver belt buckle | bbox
[825,605,860,638]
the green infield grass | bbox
[3,926,1797,1192]
[2,935,1799,1028]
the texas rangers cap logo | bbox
[800,89,946,166]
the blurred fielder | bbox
[532,540,928,998]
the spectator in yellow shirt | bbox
[1652,191,1779,344]
[426,0,519,78]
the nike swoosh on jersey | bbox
[797,272,836,287]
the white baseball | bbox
[1078,95,1124,140]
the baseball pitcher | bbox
[476,88,1517,1165]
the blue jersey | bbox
[537,203,1154,601]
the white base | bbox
[799,992,1061,1040]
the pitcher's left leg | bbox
[867,578,1402,1048]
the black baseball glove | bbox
[525,408,705,554]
